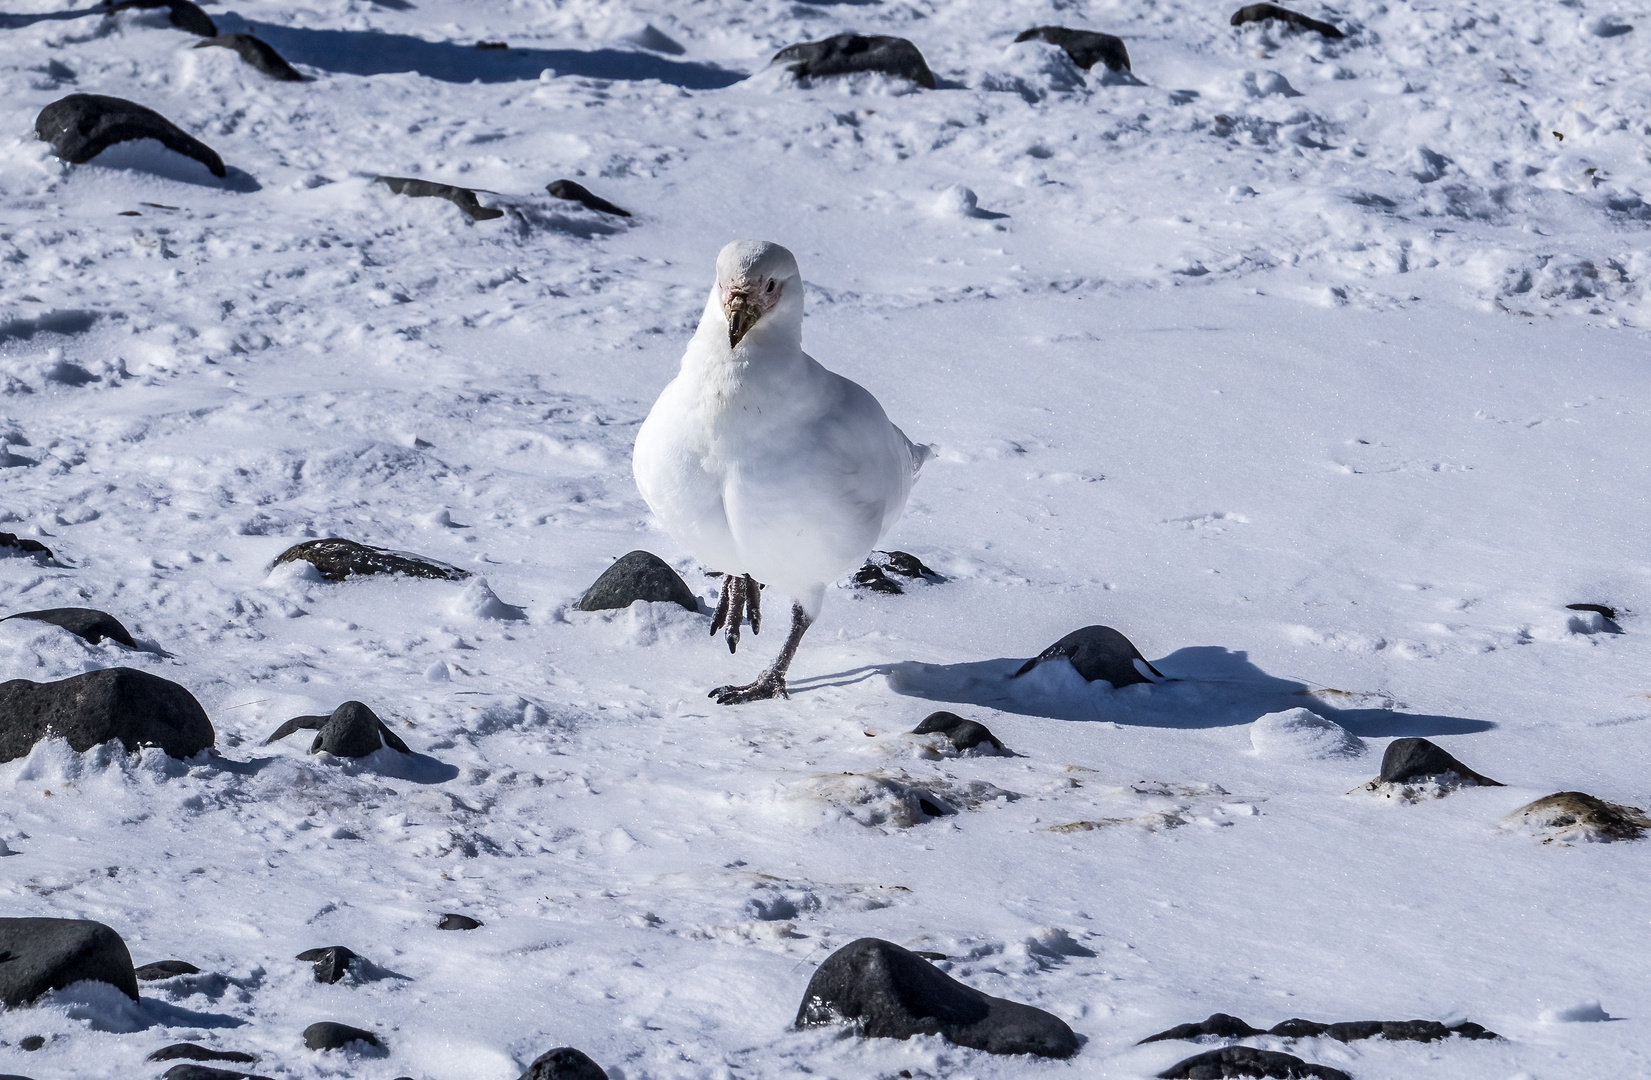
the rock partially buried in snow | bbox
[795,937,1080,1057]
[35,94,226,177]
[1375,737,1500,786]
[148,1044,259,1064]
[1,532,55,560]
[194,34,304,82]
[376,175,504,222]
[546,179,632,217]
[135,960,201,980]
[302,1021,381,1051]
[1014,625,1165,687]
[911,711,1005,754]
[771,34,937,90]
[1,607,136,647]
[516,1046,609,1080]
[578,551,697,612]
[160,1066,273,1080]
[436,913,482,930]
[0,917,139,1007]
[1139,1012,1263,1042]
[265,702,411,758]
[1249,709,1363,760]
[272,537,470,582]
[1013,26,1131,72]
[1229,3,1346,38]
[1143,1013,1500,1043]
[855,550,945,594]
[1503,791,1650,844]
[296,946,360,984]
[1157,1046,1350,1079]
[107,0,218,37]
[0,667,214,763]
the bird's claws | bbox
[707,673,789,705]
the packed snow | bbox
[2,0,1649,1077]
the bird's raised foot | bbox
[707,672,789,705]
[709,572,762,653]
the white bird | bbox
[633,240,927,704]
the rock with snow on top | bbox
[35,94,225,177]
[1503,791,1649,843]
[1,607,136,647]
[976,40,1088,102]
[0,917,139,1007]
[578,551,696,612]
[516,1047,609,1080]
[454,577,528,620]
[1249,709,1364,760]
[194,34,304,81]
[1014,625,1164,687]
[623,24,684,55]
[272,537,470,581]
[770,33,937,89]
[0,667,214,764]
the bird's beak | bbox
[724,291,759,348]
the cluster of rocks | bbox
[853,550,943,595]
[1141,1011,1498,1044]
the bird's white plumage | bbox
[634,240,925,617]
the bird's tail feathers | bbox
[907,438,934,477]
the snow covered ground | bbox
[2,0,1649,1077]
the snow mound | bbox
[1541,1000,1613,1023]
[1250,708,1365,760]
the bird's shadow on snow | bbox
[881,645,1495,734]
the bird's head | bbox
[714,240,802,350]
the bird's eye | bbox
[765,279,776,293]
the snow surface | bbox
[2,0,1650,1078]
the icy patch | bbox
[1250,708,1365,760]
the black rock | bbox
[1013,26,1131,72]
[34,94,225,178]
[296,946,359,984]
[273,537,471,582]
[194,34,304,81]
[0,667,214,764]
[1013,625,1164,687]
[1,608,136,647]
[1229,3,1345,38]
[1322,1020,1383,1042]
[0,533,54,560]
[161,1066,273,1080]
[264,701,411,757]
[302,1021,381,1051]
[1565,602,1617,620]
[106,0,218,37]
[148,1045,258,1064]
[1449,1022,1500,1039]
[546,180,631,218]
[517,1046,609,1080]
[911,711,1005,754]
[437,913,482,931]
[1267,1018,1327,1038]
[135,959,201,980]
[0,917,139,1007]
[877,551,942,579]
[771,33,937,90]
[1140,1013,1263,1044]
[19,1036,45,1051]
[853,562,904,594]
[795,937,1079,1058]
[577,551,696,612]
[1157,1046,1350,1080]
[1377,738,1501,786]
[376,175,504,222]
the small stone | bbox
[1,607,136,647]
[0,532,55,560]
[295,946,359,984]
[1229,3,1345,38]
[0,917,139,1007]
[135,959,201,980]
[437,913,482,930]
[161,1065,273,1080]
[264,701,411,757]
[148,1045,258,1064]
[1504,791,1650,843]
[853,563,904,594]
[1013,625,1164,687]
[194,35,304,81]
[1139,1013,1263,1043]
[19,1036,45,1051]
[273,537,470,581]
[795,937,1079,1057]
[0,667,214,764]
[546,180,632,218]
[517,1046,609,1080]
[107,0,218,37]
[1376,738,1500,786]
[577,551,696,612]
[771,34,937,89]
[1013,27,1131,72]
[1267,1018,1327,1038]
[376,175,504,221]
[1157,1046,1350,1079]
[35,94,225,177]
[302,1022,381,1051]
[911,711,1005,754]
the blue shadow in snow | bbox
[215,13,747,88]
[0,5,104,29]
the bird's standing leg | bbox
[744,574,761,636]
[709,601,812,705]
[708,573,763,653]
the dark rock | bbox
[1140,1013,1263,1044]
[106,0,218,38]
[437,913,482,931]
[1267,1018,1327,1038]
[577,551,696,612]
[517,1046,609,1080]
[877,551,942,579]
[1321,1021,1383,1042]
[194,34,304,81]
[476,41,508,50]
[135,959,201,980]
[19,1036,44,1051]
[1449,1022,1500,1039]
[1507,791,1650,842]
[546,180,631,218]
[296,946,359,985]
[264,701,411,757]
[1565,602,1617,620]
[1013,625,1164,687]
[0,533,54,560]
[911,711,1005,754]
[772,34,937,90]
[1377,738,1501,786]
[795,937,1079,1058]
[0,667,214,764]
[160,1066,273,1080]
[0,917,139,1007]
[302,1022,381,1051]
[1014,27,1131,72]
[148,1045,258,1064]
[273,537,470,582]
[34,94,225,178]
[376,175,504,222]
[1,608,136,647]
[853,563,904,594]
[1157,1047,1350,1079]
[1229,3,1345,38]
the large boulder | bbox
[194,34,304,81]
[0,917,139,1007]
[0,667,214,763]
[264,701,411,758]
[273,537,470,581]
[1,607,136,647]
[795,938,1079,1057]
[771,34,937,89]
[1013,625,1164,687]
[1013,27,1131,72]
[578,551,696,612]
[1376,738,1500,786]
[517,1047,608,1080]
[35,94,225,178]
